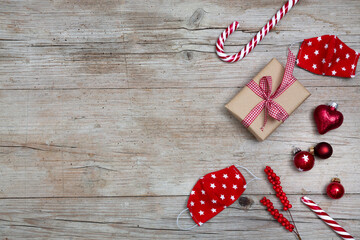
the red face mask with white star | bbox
[177,165,259,229]
[296,35,359,78]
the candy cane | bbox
[301,196,355,240]
[216,0,300,63]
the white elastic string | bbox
[287,40,302,57]
[235,165,261,188]
[176,208,197,230]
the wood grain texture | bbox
[0,0,359,239]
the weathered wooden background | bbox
[1,0,359,239]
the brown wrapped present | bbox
[225,51,311,141]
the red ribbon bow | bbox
[242,49,297,130]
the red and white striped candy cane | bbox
[301,196,355,240]
[216,0,300,63]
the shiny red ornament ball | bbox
[293,150,315,171]
[327,179,345,199]
[314,142,333,159]
[314,102,344,135]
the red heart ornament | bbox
[314,102,344,135]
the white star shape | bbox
[312,64,317,69]
[210,183,216,189]
[314,50,319,55]
[211,174,216,179]
[200,200,205,205]
[342,67,346,71]
[222,184,227,189]
[317,36,322,41]
[190,212,193,217]
[324,44,328,49]
[199,222,203,226]
[191,190,195,195]
[302,155,309,161]
[322,58,326,64]
[233,184,238,190]
[352,64,355,69]
[334,48,337,53]
[223,206,227,209]
[339,44,343,49]
[304,54,309,60]
[322,73,325,75]
[346,54,350,59]
[332,70,337,75]
[328,62,332,67]
[220,195,225,200]
[201,190,205,195]
[296,59,299,64]
[336,58,340,62]
[230,196,235,201]
[223,174,228,179]
[199,210,204,216]
[356,52,359,55]
[211,208,216,213]
[307,41,312,46]
[235,174,240,180]
[212,199,217,204]
[190,201,194,206]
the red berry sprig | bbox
[260,197,294,232]
[264,166,292,211]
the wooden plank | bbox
[0,194,359,239]
[1,0,359,239]
[0,86,359,198]
[0,0,359,89]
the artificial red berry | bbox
[288,204,292,208]
[284,207,288,211]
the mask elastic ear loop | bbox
[235,165,261,188]
[288,40,303,57]
[176,208,197,230]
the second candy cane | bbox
[301,196,355,240]
[216,0,300,63]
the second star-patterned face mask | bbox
[176,165,259,230]
[296,35,359,78]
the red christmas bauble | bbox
[293,151,315,171]
[326,179,345,199]
[314,142,333,159]
[314,102,343,135]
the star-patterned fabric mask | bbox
[296,35,359,78]
[177,165,259,229]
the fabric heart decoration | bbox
[314,102,344,134]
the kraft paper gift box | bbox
[225,58,311,141]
